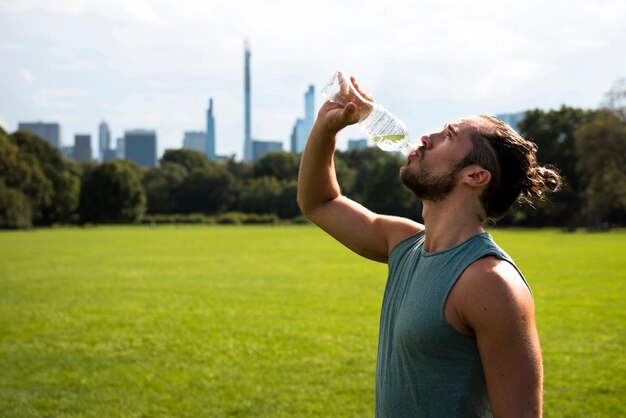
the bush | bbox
[216,212,278,225]
[140,214,216,225]
[78,160,146,224]
[288,215,311,225]
[241,213,278,224]
[217,212,245,224]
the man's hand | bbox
[315,100,360,136]
[323,74,375,128]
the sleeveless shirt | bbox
[375,231,529,418]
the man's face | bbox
[400,117,478,201]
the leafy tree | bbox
[254,152,301,181]
[237,176,284,215]
[276,181,301,219]
[336,147,396,202]
[361,154,423,220]
[574,110,626,227]
[0,178,32,229]
[513,106,597,227]
[160,149,210,172]
[177,165,236,214]
[518,106,596,191]
[224,156,254,180]
[333,157,357,197]
[142,162,188,214]
[11,130,80,224]
[79,160,146,223]
[0,129,51,217]
[0,129,79,226]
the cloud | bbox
[33,88,88,108]
[20,69,34,83]
[2,0,624,157]
[1,0,167,24]
[0,41,23,51]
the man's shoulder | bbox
[455,256,533,319]
[380,216,424,257]
[463,256,529,296]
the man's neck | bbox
[421,198,485,253]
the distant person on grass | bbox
[297,77,561,417]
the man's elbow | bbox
[296,191,337,220]
[296,192,314,219]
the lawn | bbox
[0,226,624,417]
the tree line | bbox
[1,83,624,229]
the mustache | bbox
[408,145,426,159]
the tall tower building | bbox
[124,129,157,167]
[290,85,316,153]
[74,134,92,162]
[304,85,315,130]
[183,131,207,154]
[206,98,216,160]
[496,111,526,131]
[116,137,125,159]
[243,40,253,162]
[98,121,111,161]
[18,122,61,149]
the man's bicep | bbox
[465,262,543,417]
[306,195,422,263]
[477,314,542,417]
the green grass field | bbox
[0,226,624,417]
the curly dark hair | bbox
[458,115,562,220]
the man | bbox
[297,77,561,417]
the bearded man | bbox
[297,77,561,418]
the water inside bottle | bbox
[373,134,412,155]
[373,134,406,144]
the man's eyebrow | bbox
[445,124,459,137]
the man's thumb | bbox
[342,102,359,125]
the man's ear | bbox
[462,165,491,187]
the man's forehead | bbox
[451,116,482,128]
[446,117,481,136]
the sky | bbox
[1,0,625,159]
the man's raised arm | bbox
[297,99,422,263]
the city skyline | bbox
[1,0,625,159]
[13,41,320,163]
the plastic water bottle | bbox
[321,70,417,156]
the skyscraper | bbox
[98,121,111,161]
[183,131,207,154]
[348,138,369,150]
[290,118,306,154]
[116,137,125,160]
[124,129,157,167]
[243,40,253,162]
[18,122,61,149]
[291,85,316,153]
[74,134,92,162]
[496,112,526,131]
[304,84,315,134]
[253,140,283,161]
[206,98,216,160]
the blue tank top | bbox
[375,231,529,418]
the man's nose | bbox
[420,135,431,149]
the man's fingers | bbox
[341,102,360,125]
[350,76,375,102]
[338,72,350,96]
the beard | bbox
[400,162,463,202]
